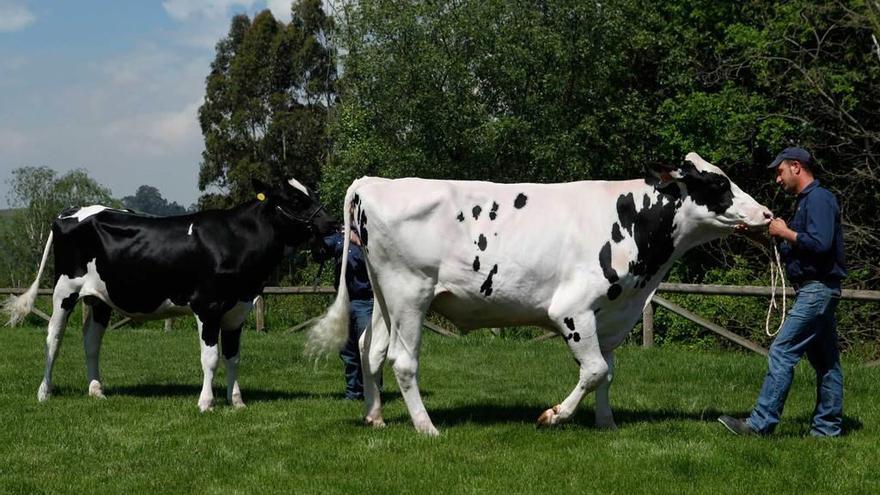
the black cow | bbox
[4,178,336,411]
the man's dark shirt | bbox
[777,180,847,285]
[323,232,373,300]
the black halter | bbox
[275,203,326,232]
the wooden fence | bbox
[3,284,879,363]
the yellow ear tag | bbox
[257,192,266,201]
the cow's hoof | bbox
[230,395,246,409]
[414,415,440,437]
[365,415,386,429]
[88,380,106,399]
[198,399,214,413]
[596,414,617,430]
[536,405,562,427]
[416,423,440,437]
[37,383,51,402]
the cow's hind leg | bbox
[38,281,80,402]
[537,310,608,426]
[196,316,221,412]
[82,297,111,399]
[385,282,437,436]
[361,298,389,428]
[221,325,245,409]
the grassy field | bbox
[1,324,878,494]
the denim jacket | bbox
[777,180,847,284]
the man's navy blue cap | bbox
[768,147,812,169]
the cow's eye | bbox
[710,177,728,191]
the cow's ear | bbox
[645,162,683,184]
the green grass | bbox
[1,326,879,494]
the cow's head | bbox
[252,178,339,245]
[647,152,772,234]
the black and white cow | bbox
[4,179,336,411]
[307,153,772,435]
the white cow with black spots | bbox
[307,153,772,435]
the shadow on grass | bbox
[43,384,415,406]
[427,403,743,427]
[427,403,864,435]
[105,384,322,402]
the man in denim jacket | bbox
[720,147,847,437]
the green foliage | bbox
[198,2,336,209]
[2,329,880,493]
[650,256,778,350]
[1,166,119,287]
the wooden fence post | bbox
[164,319,173,332]
[642,302,654,348]
[254,296,265,332]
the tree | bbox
[323,0,665,208]
[122,185,186,216]
[1,167,118,287]
[198,1,336,209]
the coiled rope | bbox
[744,235,787,337]
[764,244,787,337]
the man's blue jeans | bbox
[748,281,843,436]
[340,299,373,400]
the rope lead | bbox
[765,244,787,337]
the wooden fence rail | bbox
[3,284,878,357]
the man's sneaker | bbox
[809,428,841,438]
[718,415,758,436]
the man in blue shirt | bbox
[720,147,846,437]
[323,227,374,400]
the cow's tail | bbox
[4,230,54,326]
[305,183,357,358]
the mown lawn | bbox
[1,325,878,494]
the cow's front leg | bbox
[196,316,220,412]
[537,310,607,427]
[221,326,245,409]
[361,300,389,428]
[594,351,616,429]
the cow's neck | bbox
[670,198,727,255]
[618,181,725,290]
[227,201,289,282]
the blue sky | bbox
[0,0,300,208]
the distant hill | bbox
[0,208,21,219]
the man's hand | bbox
[768,218,797,243]
[350,229,362,247]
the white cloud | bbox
[101,101,203,156]
[162,0,293,23]
[0,1,35,32]
[162,0,258,21]
[161,0,296,49]
[266,0,292,22]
